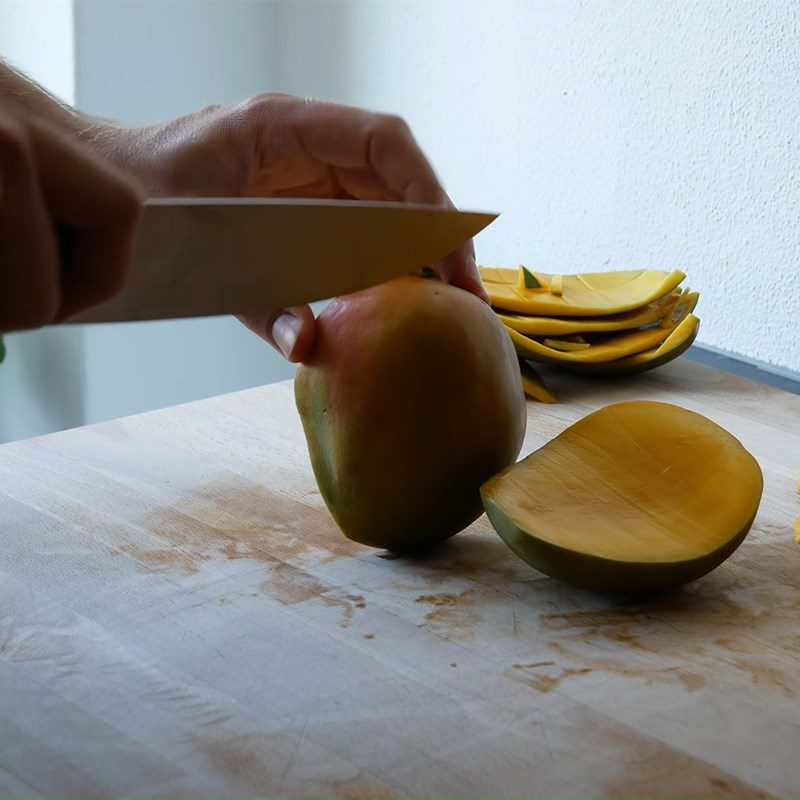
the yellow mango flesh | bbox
[505,300,694,365]
[481,267,685,316]
[482,401,762,592]
[497,294,679,337]
[563,314,699,375]
[518,360,557,404]
[543,338,590,352]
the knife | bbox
[70,198,497,323]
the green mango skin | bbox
[559,318,699,376]
[482,493,757,595]
[518,359,557,404]
[295,275,527,552]
[481,399,763,595]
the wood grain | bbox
[0,358,798,798]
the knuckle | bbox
[241,91,291,115]
[378,113,411,139]
[366,113,413,153]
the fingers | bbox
[27,117,144,321]
[329,167,389,201]
[0,112,59,332]
[434,192,490,305]
[244,94,488,302]
[438,243,490,306]
[0,107,143,333]
[237,304,316,363]
[245,94,446,206]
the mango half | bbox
[481,401,762,593]
[296,275,526,552]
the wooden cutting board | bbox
[0,359,798,798]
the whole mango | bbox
[295,274,526,551]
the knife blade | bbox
[70,198,497,323]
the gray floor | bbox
[687,346,800,396]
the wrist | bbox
[81,120,195,198]
[78,121,149,188]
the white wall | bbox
[2,0,797,442]
[74,0,296,424]
[275,0,800,373]
[0,0,74,100]
[0,0,85,442]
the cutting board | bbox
[0,359,798,798]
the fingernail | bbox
[271,312,302,358]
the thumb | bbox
[237,304,316,362]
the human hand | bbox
[0,103,142,334]
[95,94,488,361]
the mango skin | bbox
[482,493,757,594]
[480,400,763,594]
[559,317,699,376]
[295,275,527,552]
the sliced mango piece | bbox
[656,291,698,329]
[481,267,686,317]
[505,299,693,365]
[679,290,699,316]
[561,314,699,375]
[543,338,591,352]
[519,360,557,404]
[518,266,542,290]
[795,518,800,544]
[481,401,763,593]
[497,297,677,337]
[549,274,563,296]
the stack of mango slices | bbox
[480,266,700,404]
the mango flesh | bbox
[296,275,527,552]
[518,360,557,404]
[563,314,699,375]
[505,304,695,365]
[480,267,686,316]
[497,291,681,337]
[481,401,762,593]
[542,338,590,352]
